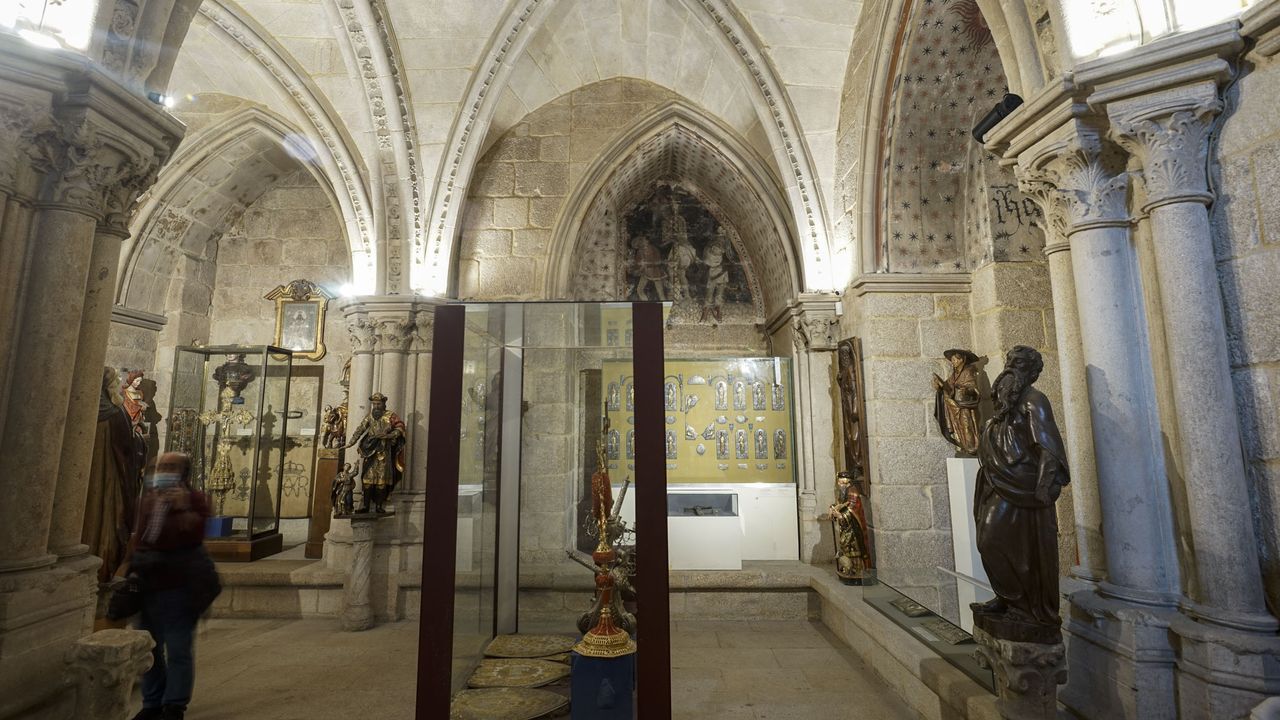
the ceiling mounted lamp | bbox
[1,0,99,52]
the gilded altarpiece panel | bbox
[602,357,794,484]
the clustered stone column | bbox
[325,296,438,620]
[1017,184,1105,583]
[1021,124,1182,607]
[1107,81,1280,712]
[782,297,840,563]
[993,35,1280,713]
[0,36,180,719]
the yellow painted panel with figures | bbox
[601,357,794,483]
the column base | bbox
[324,490,425,621]
[0,554,99,720]
[1171,612,1280,720]
[972,626,1066,720]
[1059,587,1179,720]
[65,629,153,720]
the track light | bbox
[972,93,1023,144]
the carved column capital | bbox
[0,101,48,194]
[29,121,134,217]
[346,316,377,353]
[1016,175,1071,242]
[1018,127,1131,234]
[101,160,161,234]
[791,315,838,353]
[1109,93,1221,211]
[374,317,415,353]
[411,308,435,352]
[973,627,1067,720]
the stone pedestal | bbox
[341,513,383,631]
[65,629,154,720]
[973,626,1066,720]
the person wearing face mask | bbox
[126,452,219,720]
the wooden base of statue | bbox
[972,626,1066,720]
[836,566,876,586]
[206,532,283,562]
[306,448,340,559]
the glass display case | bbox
[418,302,673,718]
[166,345,293,561]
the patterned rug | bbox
[467,659,570,689]
[450,687,568,720]
[483,634,577,659]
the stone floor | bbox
[670,619,919,720]
[138,617,918,719]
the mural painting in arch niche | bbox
[962,154,1047,267]
[621,184,760,323]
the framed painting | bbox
[265,279,333,361]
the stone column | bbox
[782,297,840,564]
[1020,124,1180,605]
[406,306,436,493]
[0,107,39,447]
[973,627,1067,720]
[329,297,435,618]
[1018,183,1106,582]
[1110,84,1280,717]
[0,39,182,720]
[0,138,111,572]
[341,514,378,631]
[49,183,150,558]
[375,317,414,420]
[1110,87,1273,630]
[65,629,154,720]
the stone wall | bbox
[1215,51,1280,612]
[839,289,968,617]
[457,78,678,300]
[208,169,353,422]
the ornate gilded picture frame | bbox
[265,279,333,361]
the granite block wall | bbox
[1215,52,1280,613]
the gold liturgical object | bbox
[574,421,637,659]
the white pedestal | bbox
[668,516,742,570]
[946,457,993,632]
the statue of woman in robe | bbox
[83,367,145,585]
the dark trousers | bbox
[138,588,197,709]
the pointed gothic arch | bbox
[417,0,834,296]
[119,106,355,314]
[546,101,801,313]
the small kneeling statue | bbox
[971,345,1070,644]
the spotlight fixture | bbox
[971,93,1023,144]
[146,92,176,108]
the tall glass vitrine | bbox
[417,302,671,719]
[166,345,292,561]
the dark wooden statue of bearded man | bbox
[343,392,406,513]
[971,346,1070,644]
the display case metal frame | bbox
[166,344,293,562]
